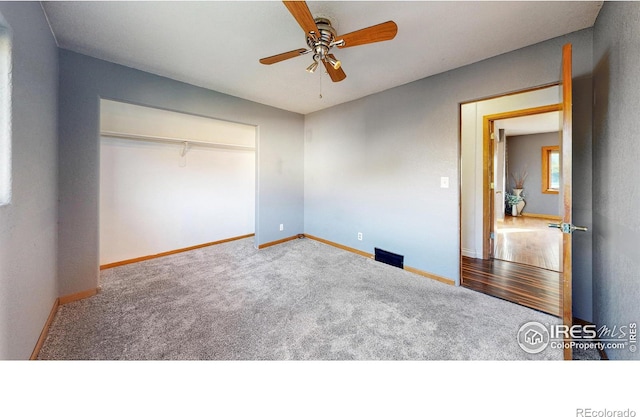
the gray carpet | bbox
[38,237,564,360]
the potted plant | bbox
[505,192,524,216]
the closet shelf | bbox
[101,131,255,151]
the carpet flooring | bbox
[38,237,565,360]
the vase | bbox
[513,188,523,197]
[512,204,517,216]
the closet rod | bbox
[100,131,256,151]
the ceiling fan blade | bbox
[259,48,308,65]
[323,55,346,82]
[283,1,319,36]
[337,21,398,48]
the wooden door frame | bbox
[560,43,573,360]
[481,104,563,260]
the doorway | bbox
[460,44,577,359]
[492,111,563,272]
[460,91,564,317]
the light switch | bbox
[440,177,449,188]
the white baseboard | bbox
[461,248,477,258]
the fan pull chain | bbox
[319,70,323,99]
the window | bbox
[542,145,560,194]
[0,25,11,206]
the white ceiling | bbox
[41,1,603,115]
[496,112,561,136]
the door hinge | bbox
[490,132,495,140]
[490,232,495,240]
[490,182,494,190]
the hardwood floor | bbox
[462,256,561,316]
[494,216,562,272]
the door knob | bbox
[548,222,588,234]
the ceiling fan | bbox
[259,1,398,82]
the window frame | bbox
[541,145,560,195]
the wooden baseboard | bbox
[100,234,255,270]
[59,288,99,305]
[404,266,455,286]
[304,234,373,258]
[304,234,454,286]
[31,287,100,360]
[30,298,60,360]
[521,213,562,221]
[461,248,477,258]
[258,235,300,249]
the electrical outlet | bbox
[357,232,363,241]
[440,176,449,189]
[279,224,284,231]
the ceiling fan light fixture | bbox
[326,55,341,70]
[306,60,319,73]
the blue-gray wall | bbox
[58,50,304,296]
[304,28,594,288]
[0,2,58,359]
[506,132,560,216]
[1,3,617,358]
[592,1,640,360]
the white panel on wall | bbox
[99,100,256,265]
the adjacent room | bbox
[1,0,638,370]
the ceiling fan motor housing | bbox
[307,18,337,61]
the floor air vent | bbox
[374,248,404,269]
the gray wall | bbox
[0,3,58,359]
[506,132,560,216]
[305,28,594,286]
[0,4,607,359]
[58,50,304,296]
[592,1,640,359]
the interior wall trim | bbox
[404,266,455,286]
[257,235,300,249]
[29,298,60,360]
[30,287,100,360]
[461,249,477,258]
[59,288,99,305]
[304,234,372,258]
[304,234,455,286]
[100,234,255,270]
